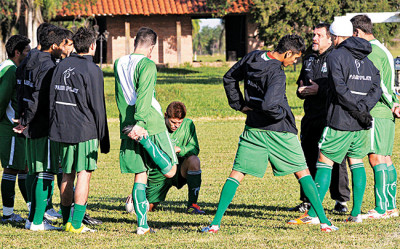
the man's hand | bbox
[240,106,253,114]
[392,103,400,118]
[174,146,181,154]
[13,124,26,134]
[122,125,148,141]
[298,80,318,96]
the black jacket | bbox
[49,54,110,153]
[223,50,297,134]
[16,49,56,138]
[326,37,381,131]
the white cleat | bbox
[30,221,62,231]
[44,208,62,221]
[137,227,155,235]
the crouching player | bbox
[126,101,203,214]
[202,34,338,233]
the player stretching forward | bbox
[126,101,203,214]
[115,27,177,235]
[202,35,338,233]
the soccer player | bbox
[127,101,203,214]
[290,18,382,224]
[49,27,110,233]
[115,27,178,235]
[0,35,31,223]
[202,34,338,233]
[351,15,400,219]
[290,23,350,213]
[14,26,67,231]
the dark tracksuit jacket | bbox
[16,49,56,138]
[296,46,349,202]
[224,50,297,134]
[49,53,110,153]
[326,37,382,131]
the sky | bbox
[199,18,222,30]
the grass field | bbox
[1,65,400,248]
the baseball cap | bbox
[330,18,353,37]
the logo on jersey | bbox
[54,67,79,93]
[355,59,362,74]
[321,62,327,73]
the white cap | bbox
[330,18,353,37]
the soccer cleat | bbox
[320,223,339,232]
[30,220,62,231]
[65,222,96,233]
[361,209,388,219]
[288,202,310,212]
[82,213,102,225]
[201,225,219,233]
[345,215,362,223]
[136,227,156,235]
[287,213,320,224]
[333,201,348,214]
[25,220,32,229]
[44,208,62,221]
[386,208,399,218]
[187,204,205,214]
[1,213,26,223]
[125,194,135,214]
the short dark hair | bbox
[64,29,74,40]
[134,27,157,48]
[37,23,56,45]
[275,34,306,54]
[166,101,187,119]
[72,27,96,54]
[6,35,30,58]
[40,26,67,50]
[350,15,373,35]
[315,23,331,38]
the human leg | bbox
[181,155,202,211]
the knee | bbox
[164,164,177,178]
[186,155,201,171]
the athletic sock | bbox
[26,173,36,203]
[61,204,72,225]
[28,176,38,222]
[46,180,55,211]
[133,183,149,229]
[32,173,54,225]
[187,170,202,206]
[387,164,397,210]
[1,173,17,216]
[139,137,172,174]
[57,167,63,190]
[372,163,388,214]
[17,173,28,203]
[211,177,240,226]
[307,162,332,218]
[71,204,86,229]
[350,163,366,217]
[299,174,331,225]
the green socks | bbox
[187,170,202,206]
[71,204,86,229]
[61,204,72,225]
[32,173,54,225]
[133,183,149,229]
[387,164,397,210]
[307,162,332,219]
[372,163,388,214]
[211,177,239,226]
[17,173,28,203]
[350,163,366,217]
[1,173,17,216]
[299,174,331,225]
[139,137,172,175]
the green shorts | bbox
[59,139,98,173]
[232,126,308,178]
[368,118,395,156]
[26,137,60,174]
[120,130,178,174]
[146,161,187,204]
[319,127,370,163]
[0,136,26,170]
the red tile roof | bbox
[59,0,251,17]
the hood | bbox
[338,37,372,60]
[26,49,53,70]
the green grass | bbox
[1,65,399,248]
[195,54,226,62]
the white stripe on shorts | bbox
[8,136,15,166]
[318,127,329,149]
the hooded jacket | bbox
[326,37,382,131]
[49,53,110,153]
[16,49,56,138]
[223,50,297,134]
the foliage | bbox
[0,0,20,42]
[193,23,224,55]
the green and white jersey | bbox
[0,59,18,137]
[368,39,398,120]
[169,118,199,158]
[114,54,166,138]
